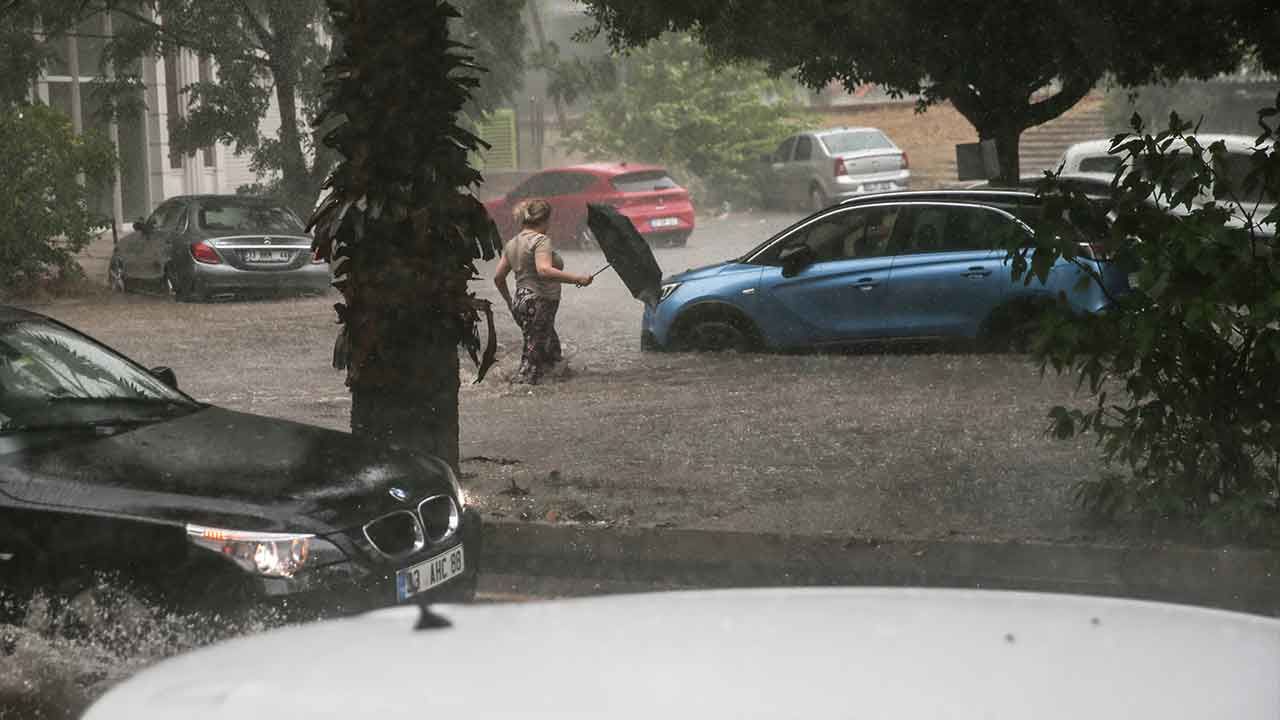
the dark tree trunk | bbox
[948,76,1096,186]
[350,339,461,472]
[527,0,567,130]
[986,125,1023,186]
[272,69,312,215]
[263,3,313,216]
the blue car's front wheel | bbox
[671,311,761,353]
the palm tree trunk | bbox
[351,341,460,471]
[311,0,502,473]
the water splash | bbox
[0,579,290,719]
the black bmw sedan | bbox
[0,306,478,619]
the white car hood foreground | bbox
[87,588,1280,719]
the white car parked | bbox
[86,588,1280,719]
[1056,134,1275,210]
[761,127,910,211]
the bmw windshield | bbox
[0,319,198,433]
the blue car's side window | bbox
[757,206,901,266]
[891,205,1023,256]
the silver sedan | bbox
[760,127,911,211]
[108,195,330,301]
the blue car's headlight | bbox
[659,282,682,302]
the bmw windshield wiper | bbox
[0,417,166,434]
[46,396,191,407]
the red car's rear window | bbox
[611,171,680,193]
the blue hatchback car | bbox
[642,190,1129,352]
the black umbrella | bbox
[586,203,664,307]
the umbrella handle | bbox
[590,263,612,278]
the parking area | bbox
[23,210,1142,544]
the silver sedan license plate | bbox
[244,249,292,263]
[396,544,464,601]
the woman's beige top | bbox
[503,229,564,301]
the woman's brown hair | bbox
[514,199,552,228]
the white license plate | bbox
[244,250,292,263]
[650,217,680,228]
[865,182,893,191]
[395,545,464,601]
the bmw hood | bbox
[0,407,456,534]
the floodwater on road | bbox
[21,209,1123,542]
[1,209,1182,716]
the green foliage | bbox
[98,0,332,216]
[529,40,616,107]
[580,0,1251,183]
[453,0,530,115]
[1009,97,1280,537]
[97,0,524,216]
[1104,80,1278,138]
[562,33,805,207]
[0,0,99,106]
[0,103,115,292]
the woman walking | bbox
[493,200,593,384]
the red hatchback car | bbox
[484,163,696,248]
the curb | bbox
[481,521,1280,616]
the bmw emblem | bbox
[389,487,409,502]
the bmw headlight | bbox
[186,525,347,578]
[419,456,468,510]
[659,282,682,302]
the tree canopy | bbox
[0,0,94,107]
[78,0,526,214]
[580,0,1255,182]
[540,33,804,206]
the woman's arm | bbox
[535,251,592,286]
[493,255,514,313]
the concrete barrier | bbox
[481,521,1280,616]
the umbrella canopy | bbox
[586,203,664,307]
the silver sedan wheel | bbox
[810,186,827,212]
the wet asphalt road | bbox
[21,208,1149,545]
[3,208,1187,719]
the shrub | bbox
[563,34,805,209]
[1011,97,1280,537]
[0,104,115,295]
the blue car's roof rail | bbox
[837,189,1041,207]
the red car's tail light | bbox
[190,240,222,265]
[834,157,848,177]
[312,248,326,264]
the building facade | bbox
[33,9,278,232]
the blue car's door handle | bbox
[962,266,992,278]
[854,277,878,292]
